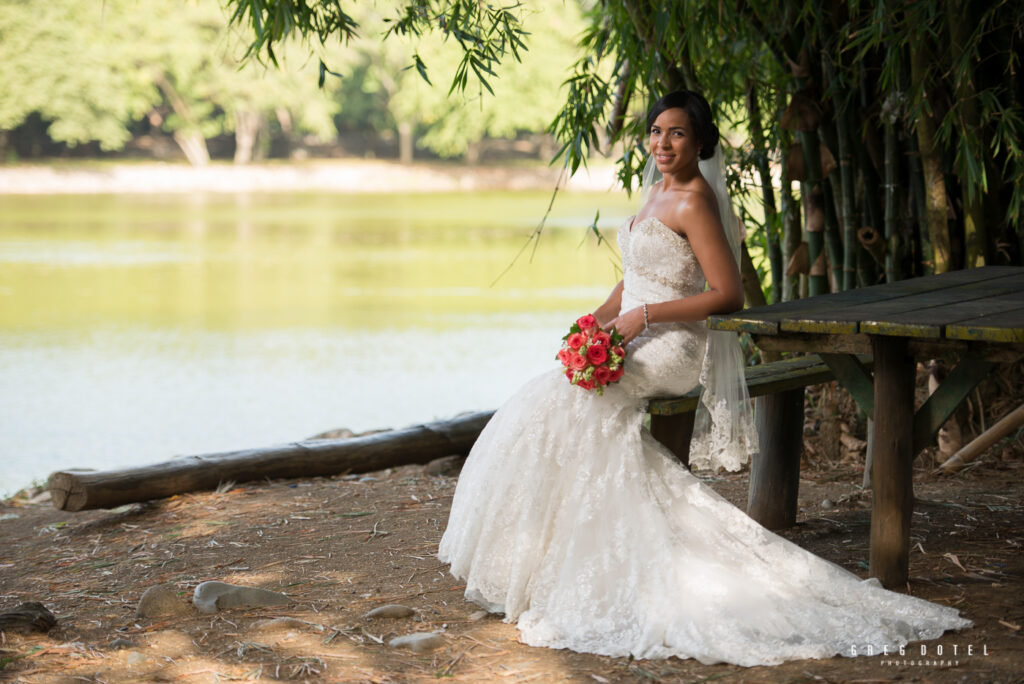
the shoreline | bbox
[0,159,621,195]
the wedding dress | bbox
[438,214,971,666]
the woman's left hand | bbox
[606,306,646,345]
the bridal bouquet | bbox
[557,314,626,395]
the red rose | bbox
[567,332,586,350]
[611,346,625,359]
[565,369,575,382]
[586,344,608,365]
[593,365,612,385]
[557,348,571,365]
[577,379,596,390]
[592,331,611,347]
[576,314,598,332]
[609,367,625,382]
[570,352,588,371]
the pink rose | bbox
[576,314,598,332]
[567,332,586,350]
[570,352,588,371]
[592,331,612,347]
[593,365,612,385]
[586,344,608,365]
[557,348,570,365]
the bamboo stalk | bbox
[780,130,802,302]
[798,129,828,295]
[824,57,858,291]
[910,42,951,273]
[947,0,988,268]
[936,402,1024,474]
[746,81,783,303]
[883,119,899,282]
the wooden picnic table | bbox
[708,265,1024,588]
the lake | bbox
[0,190,632,497]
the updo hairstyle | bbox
[645,90,719,160]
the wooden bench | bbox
[647,354,873,530]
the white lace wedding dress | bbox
[438,216,971,666]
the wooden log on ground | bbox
[0,603,57,634]
[49,411,494,512]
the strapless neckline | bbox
[629,215,689,243]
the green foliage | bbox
[323,0,581,159]
[0,0,337,161]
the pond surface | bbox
[0,191,632,496]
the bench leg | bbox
[650,412,695,468]
[747,389,803,529]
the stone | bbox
[363,604,415,619]
[192,581,290,614]
[125,651,147,665]
[109,638,133,650]
[468,610,489,622]
[423,455,465,476]
[389,632,445,653]
[821,498,835,510]
[136,584,191,619]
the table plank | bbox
[945,304,1024,342]
[861,291,1024,338]
[709,266,1019,334]
[783,274,1024,337]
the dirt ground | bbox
[2,380,1023,683]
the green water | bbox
[0,190,632,496]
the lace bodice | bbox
[619,216,706,309]
[614,216,708,399]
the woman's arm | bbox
[609,192,743,344]
[592,280,624,328]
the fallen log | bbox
[49,411,494,512]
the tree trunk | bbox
[398,120,414,164]
[48,411,494,511]
[234,109,262,165]
[172,130,210,167]
[154,72,210,167]
[464,140,482,165]
[910,45,951,273]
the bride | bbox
[438,90,971,666]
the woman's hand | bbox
[606,306,646,345]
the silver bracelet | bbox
[642,303,649,330]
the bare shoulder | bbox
[665,182,721,238]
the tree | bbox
[224,0,1024,295]
[323,0,581,163]
[0,0,337,165]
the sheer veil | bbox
[639,151,759,472]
